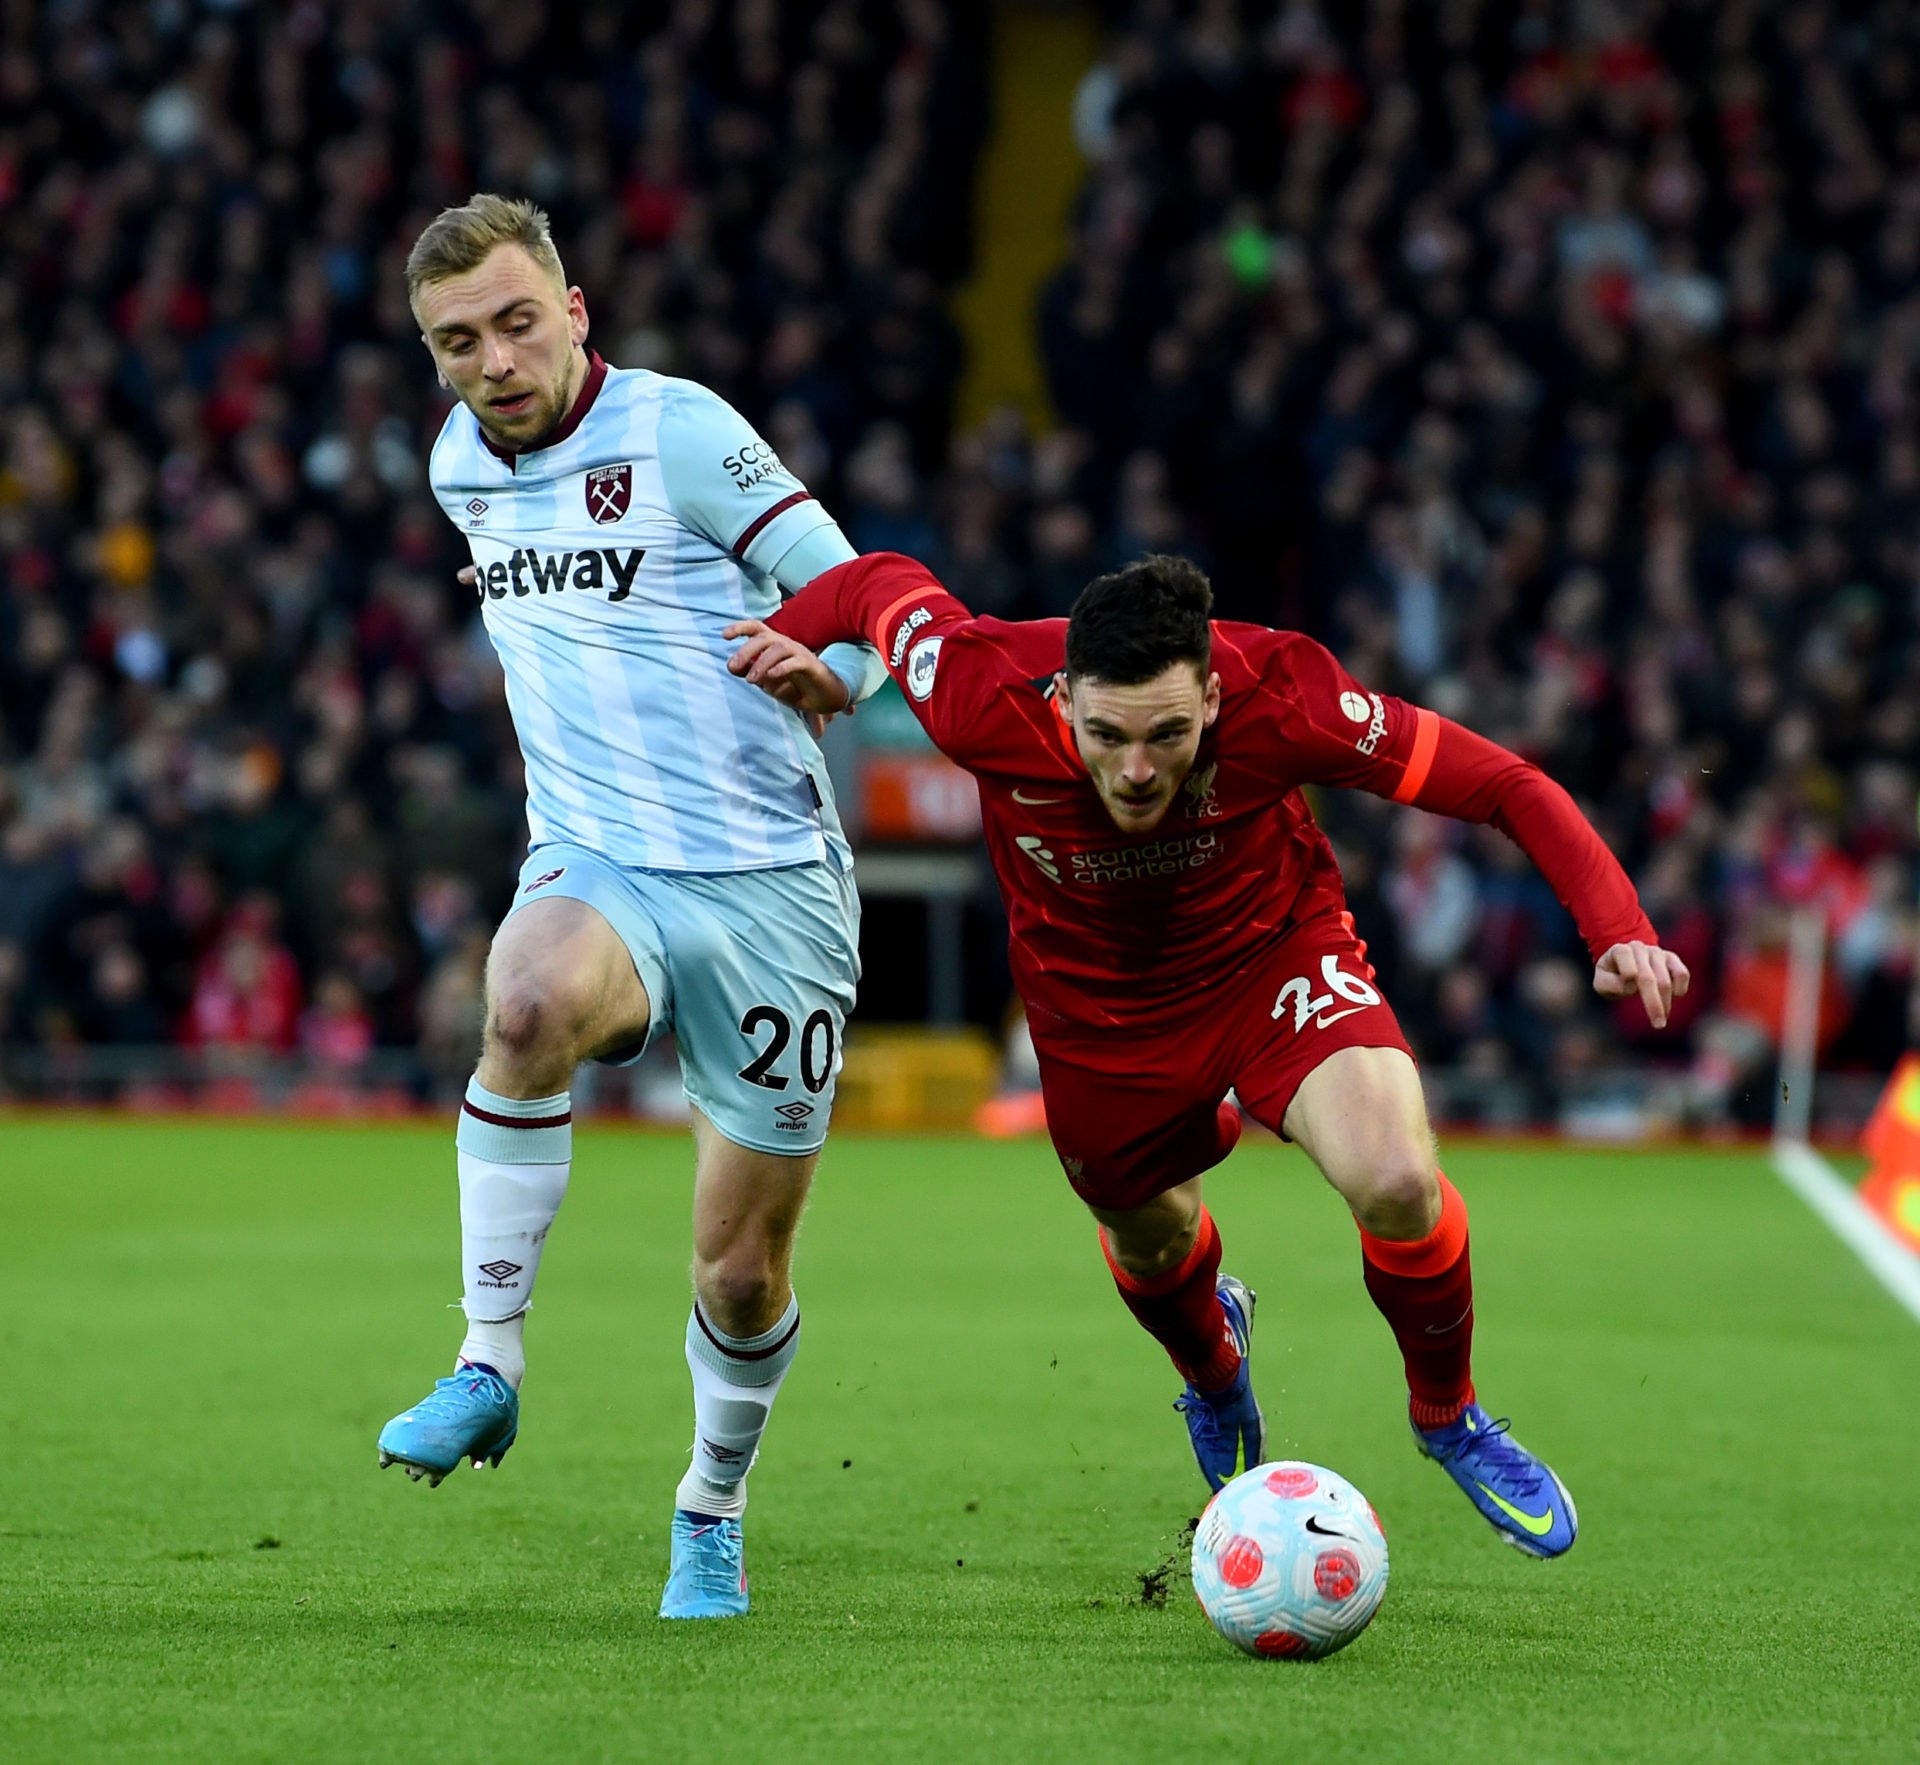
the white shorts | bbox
[505,845,860,1155]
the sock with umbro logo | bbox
[675,1295,802,1521]
[452,1076,572,1390]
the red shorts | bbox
[1034,900,1413,1212]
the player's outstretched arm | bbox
[1267,632,1681,1030]
[729,552,987,760]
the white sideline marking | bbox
[1770,1139,1920,1326]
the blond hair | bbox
[405,194,566,317]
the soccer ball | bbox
[1191,1460,1389,1660]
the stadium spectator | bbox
[0,1,986,1090]
[1,0,1914,1130]
[1010,0,1920,1114]
[184,904,303,1056]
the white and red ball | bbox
[1191,1460,1389,1660]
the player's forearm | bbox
[1410,721,1656,959]
[765,558,870,652]
[819,641,889,706]
[767,552,955,654]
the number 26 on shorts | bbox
[1270,954,1381,1034]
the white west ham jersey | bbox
[429,355,871,872]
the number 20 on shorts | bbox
[736,1004,837,1093]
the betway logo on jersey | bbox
[470,547,646,604]
[1016,829,1222,887]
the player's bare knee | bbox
[1092,1178,1202,1278]
[1108,1216,1197,1279]
[1347,1147,1440,1239]
[485,971,594,1077]
[695,1255,783,1336]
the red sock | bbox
[1358,1172,1475,1429]
[1101,1206,1241,1391]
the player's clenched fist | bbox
[1591,940,1691,1030]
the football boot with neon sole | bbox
[376,1362,518,1487]
[659,1511,749,1618]
[1414,1402,1578,1558]
[1172,1274,1265,1492]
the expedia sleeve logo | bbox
[904,635,943,700]
[1345,691,1389,756]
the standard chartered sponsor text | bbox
[1067,830,1221,885]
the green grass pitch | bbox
[5,1119,1918,1763]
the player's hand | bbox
[724,619,853,717]
[1592,941,1691,1030]
[458,565,477,589]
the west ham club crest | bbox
[585,463,632,524]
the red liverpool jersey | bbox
[770,553,1656,1030]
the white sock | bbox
[453,1077,572,1390]
[675,1295,801,1520]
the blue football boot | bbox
[1173,1274,1265,1492]
[659,1510,749,1619]
[1414,1402,1578,1558]
[376,1362,518,1487]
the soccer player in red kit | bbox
[727,551,1689,1558]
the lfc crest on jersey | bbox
[585,463,632,524]
[1184,763,1222,819]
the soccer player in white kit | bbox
[374,195,882,1619]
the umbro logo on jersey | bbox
[470,546,646,603]
[773,1101,815,1130]
[585,462,632,524]
[477,1259,523,1287]
[465,497,489,526]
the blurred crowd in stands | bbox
[1024,0,1918,1124]
[0,0,1913,1127]
[0,0,984,1096]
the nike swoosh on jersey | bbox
[1012,789,1065,805]
[1474,1483,1557,1537]
[1311,1005,1369,1029]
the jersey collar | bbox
[1047,680,1087,771]
[477,349,607,472]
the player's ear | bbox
[1202,670,1222,727]
[566,285,589,347]
[1052,670,1072,713]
